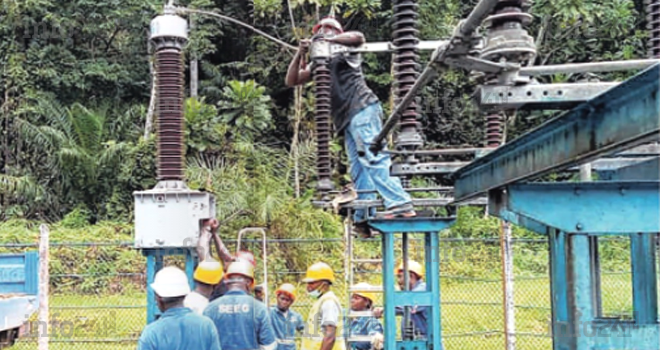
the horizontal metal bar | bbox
[392,162,469,176]
[313,198,453,209]
[518,59,660,76]
[491,182,660,234]
[453,63,660,202]
[476,82,619,110]
[329,186,454,194]
[349,286,383,293]
[351,259,382,264]
[368,217,456,233]
[575,157,658,171]
[385,147,493,157]
[602,157,660,181]
[393,292,433,307]
[51,305,146,309]
[353,40,449,53]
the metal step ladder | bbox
[343,212,384,348]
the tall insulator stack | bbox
[485,113,504,147]
[648,0,660,58]
[481,0,535,148]
[150,12,188,184]
[392,0,422,187]
[311,42,334,197]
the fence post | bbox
[501,220,516,350]
[38,224,49,350]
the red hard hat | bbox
[313,17,343,34]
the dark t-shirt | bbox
[209,279,228,301]
[318,51,378,135]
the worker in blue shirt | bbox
[270,283,305,350]
[204,258,277,350]
[373,260,428,339]
[348,283,384,350]
[137,266,221,350]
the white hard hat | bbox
[151,266,191,297]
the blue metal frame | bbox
[546,232,660,350]
[598,157,660,181]
[372,218,450,350]
[453,63,660,203]
[488,182,660,234]
[448,63,660,349]
[143,248,197,323]
[0,251,39,295]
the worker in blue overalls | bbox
[373,260,428,339]
[137,266,221,350]
[348,283,384,350]
[270,283,305,350]
[204,258,277,350]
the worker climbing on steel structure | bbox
[285,17,416,237]
[373,260,428,339]
[269,283,305,350]
[204,258,277,350]
[348,283,384,350]
[137,266,221,350]
[300,262,346,350]
[184,258,224,315]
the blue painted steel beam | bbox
[453,63,660,203]
[599,157,660,181]
[368,218,455,233]
[382,230,397,350]
[489,182,660,234]
[630,233,658,325]
[549,230,569,350]
[489,190,549,235]
[395,341,427,350]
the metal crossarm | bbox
[453,63,660,203]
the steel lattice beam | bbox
[453,63,660,203]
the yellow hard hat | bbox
[351,282,376,303]
[275,283,297,301]
[226,258,255,282]
[194,258,224,285]
[302,262,335,284]
[396,260,424,278]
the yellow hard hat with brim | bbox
[194,258,224,285]
[302,262,335,284]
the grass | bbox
[9,274,635,350]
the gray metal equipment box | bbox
[133,188,216,249]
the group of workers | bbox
[137,255,428,350]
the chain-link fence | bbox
[0,235,637,350]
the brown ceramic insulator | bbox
[155,49,185,181]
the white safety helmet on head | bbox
[313,17,344,35]
[151,266,191,297]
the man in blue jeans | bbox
[285,17,416,235]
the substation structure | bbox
[131,0,660,349]
[310,0,660,350]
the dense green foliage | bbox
[0,0,650,231]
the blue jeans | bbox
[344,102,412,222]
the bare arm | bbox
[325,31,365,47]
[319,325,337,350]
[212,231,235,266]
[285,40,313,87]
